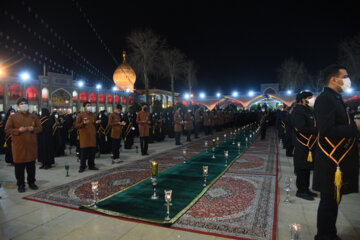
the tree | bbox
[309,70,323,94]
[339,34,360,81]
[277,58,308,92]
[127,29,165,104]
[185,60,197,96]
[161,48,186,106]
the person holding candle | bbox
[313,65,359,240]
[136,104,150,155]
[108,105,126,162]
[5,98,42,193]
[75,102,101,173]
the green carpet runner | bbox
[83,124,259,225]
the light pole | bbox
[96,84,101,113]
[20,72,30,99]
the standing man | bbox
[75,102,101,173]
[108,105,126,163]
[313,65,359,240]
[5,98,42,192]
[184,109,194,142]
[174,107,184,145]
[136,104,150,155]
[291,91,318,201]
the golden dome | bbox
[113,51,136,92]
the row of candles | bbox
[89,126,259,221]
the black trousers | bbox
[315,193,342,240]
[14,161,36,187]
[80,147,96,169]
[295,168,310,192]
[140,137,148,154]
[194,123,200,138]
[186,130,191,141]
[175,132,181,145]
[111,138,121,159]
[261,126,267,139]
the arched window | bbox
[99,93,105,103]
[72,91,78,102]
[128,96,133,104]
[79,92,88,103]
[26,86,39,101]
[122,96,127,105]
[115,95,120,104]
[0,85,4,99]
[107,94,113,104]
[42,88,49,102]
[89,93,97,103]
[264,87,276,95]
[8,84,22,100]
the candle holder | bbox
[91,181,99,208]
[237,142,241,154]
[76,152,80,162]
[65,164,70,177]
[245,137,248,146]
[164,190,172,221]
[111,156,115,165]
[182,149,187,163]
[284,177,293,204]
[224,150,229,166]
[150,161,158,180]
[202,166,208,187]
[150,161,159,199]
[211,147,216,159]
[151,177,159,200]
[216,136,219,142]
[290,223,301,240]
[204,141,208,153]
[224,133,227,140]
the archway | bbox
[107,94,113,104]
[26,86,39,101]
[51,88,71,113]
[90,93,97,103]
[42,88,49,102]
[72,90,78,102]
[122,96,127,105]
[99,93,105,104]
[248,95,283,110]
[79,92,88,103]
[115,95,120,105]
[264,87,277,95]
[8,84,22,100]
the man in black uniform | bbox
[291,91,318,200]
[313,64,359,240]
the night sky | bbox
[0,0,359,95]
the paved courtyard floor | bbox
[0,131,359,240]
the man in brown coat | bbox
[108,105,126,162]
[75,101,101,172]
[184,109,194,142]
[174,107,184,145]
[5,98,42,193]
[136,104,150,155]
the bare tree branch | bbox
[277,58,308,92]
[339,34,360,81]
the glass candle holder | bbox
[164,189,173,220]
[203,165,209,187]
[65,164,69,177]
[204,141,208,152]
[91,181,99,208]
[224,150,229,166]
[290,223,301,240]
[182,149,187,163]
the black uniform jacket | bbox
[313,87,359,195]
[291,104,317,170]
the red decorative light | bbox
[107,94,113,104]
[99,93,105,103]
[90,93,97,103]
[115,95,120,104]
[79,92,88,103]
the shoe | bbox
[296,191,314,201]
[44,165,51,169]
[78,168,85,173]
[143,153,149,155]
[306,190,317,197]
[28,183,39,190]
[39,165,45,169]
[89,167,99,170]
[17,185,26,193]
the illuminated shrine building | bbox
[0,72,135,113]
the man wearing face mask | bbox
[291,91,318,201]
[136,104,150,155]
[5,98,42,192]
[108,105,126,162]
[313,65,359,240]
[75,102,101,172]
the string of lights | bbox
[72,0,120,66]
[3,2,114,84]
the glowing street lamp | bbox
[125,88,130,93]
[199,92,205,99]
[112,86,118,91]
[216,92,221,98]
[248,90,254,97]
[78,81,84,87]
[184,93,190,100]
[20,72,30,81]
[96,84,102,90]
[287,90,293,95]
[346,88,353,94]
[232,91,238,97]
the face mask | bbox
[261,109,265,112]
[55,114,59,119]
[308,98,315,108]
[10,111,15,115]
[19,104,29,112]
[337,77,351,92]
[86,106,92,112]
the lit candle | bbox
[224,134,226,138]
[151,161,158,177]
[205,141,208,147]
[237,142,241,148]
[164,190,172,202]
[183,149,187,156]
[91,181,98,192]
[203,165,209,175]
[212,138,216,147]
[290,223,301,240]
[216,136,219,141]
[224,150,228,158]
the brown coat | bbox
[184,112,194,131]
[136,110,149,137]
[5,112,42,163]
[203,112,210,126]
[174,111,182,132]
[75,111,97,148]
[108,112,123,139]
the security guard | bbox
[291,91,318,201]
[313,64,359,240]
[108,105,126,163]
